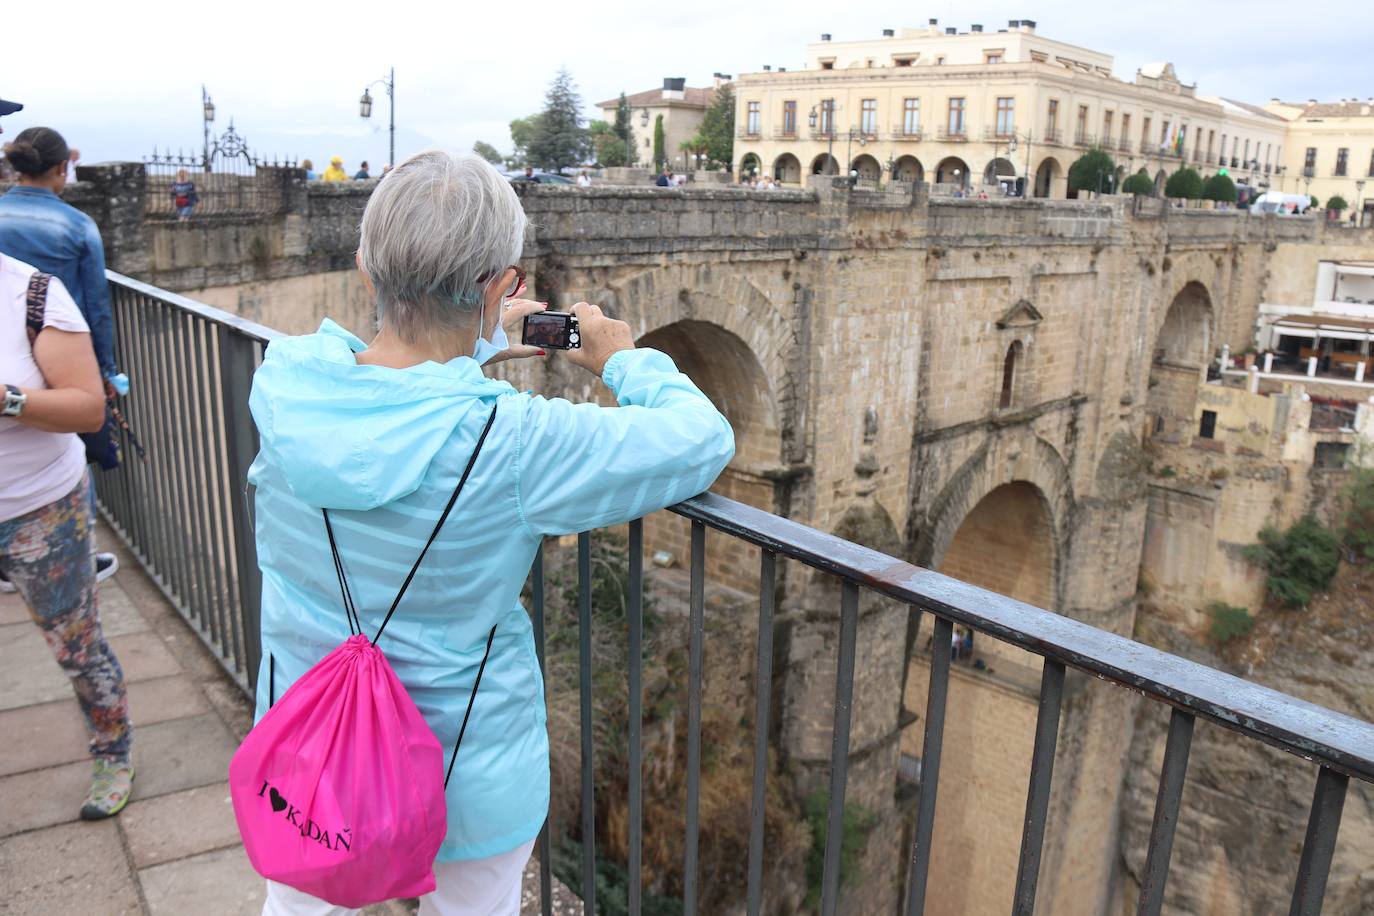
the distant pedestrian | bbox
[523,166,536,181]
[656,168,671,187]
[302,158,317,180]
[321,156,349,182]
[171,169,198,221]
[65,147,80,183]
[576,170,591,188]
[354,161,371,180]
[0,251,133,820]
[674,171,685,187]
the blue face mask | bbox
[472,303,510,366]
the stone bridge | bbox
[62,164,1374,915]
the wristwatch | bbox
[2,384,26,418]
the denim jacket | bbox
[0,186,116,376]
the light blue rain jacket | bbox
[247,320,734,861]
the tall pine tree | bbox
[526,68,589,171]
[697,82,735,169]
[614,92,635,166]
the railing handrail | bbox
[672,491,1374,782]
[107,270,283,344]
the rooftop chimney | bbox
[929,18,938,25]
[662,77,686,100]
[1022,19,1036,28]
[778,67,786,72]
[882,28,894,36]
[762,65,771,71]
[1009,19,1019,26]
[945,27,957,34]
[820,33,831,41]
[971,23,983,32]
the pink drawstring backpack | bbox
[229,407,499,908]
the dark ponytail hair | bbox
[3,127,70,177]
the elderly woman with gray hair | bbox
[246,150,734,915]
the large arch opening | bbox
[903,480,1057,916]
[982,157,1017,190]
[1033,157,1062,198]
[893,155,924,183]
[934,156,970,188]
[634,320,780,590]
[772,153,801,185]
[738,153,761,179]
[850,153,881,182]
[811,153,838,175]
[1147,281,1214,443]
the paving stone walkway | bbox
[0,525,579,916]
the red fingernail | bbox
[537,349,547,356]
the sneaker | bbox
[0,570,13,593]
[94,552,119,584]
[80,756,134,820]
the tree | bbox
[586,119,627,166]
[508,115,541,167]
[1327,194,1349,213]
[1201,172,1237,204]
[1067,146,1116,195]
[695,82,735,169]
[525,68,590,172]
[680,136,708,171]
[1310,195,1320,210]
[1122,170,1154,196]
[1165,167,1203,201]
[472,141,504,166]
[613,92,635,166]
[652,114,666,171]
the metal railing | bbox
[143,148,292,219]
[94,272,1374,916]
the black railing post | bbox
[1288,767,1349,916]
[577,531,595,916]
[683,520,706,915]
[531,543,553,916]
[627,519,644,916]
[1012,659,1066,915]
[1136,709,1195,916]
[819,580,860,916]
[746,550,778,916]
[904,614,953,916]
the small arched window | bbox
[1000,341,1022,409]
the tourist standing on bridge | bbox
[0,252,133,819]
[320,155,349,182]
[0,127,121,590]
[246,149,734,913]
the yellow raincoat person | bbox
[320,156,349,181]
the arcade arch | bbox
[850,154,881,182]
[1033,157,1062,198]
[772,153,801,184]
[934,156,970,188]
[811,153,838,175]
[893,155,924,183]
[1147,281,1215,442]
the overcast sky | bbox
[3,0,1366,171]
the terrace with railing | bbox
[88,271,1374,916]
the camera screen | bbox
[524,313,570,348]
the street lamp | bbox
[1357,180,1367,227]
[846,127,866,180]
[359,67,396,168]
[808,105,839,176]
[1005,131,1033,196]
[201,86,215,173]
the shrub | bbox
[1207,601,1254,643]
[1343,468,1374,559]
[1201,172,1238,203]
[653,114,666,171]
[1310,195,1320,210]
[1327,195,1349,213]
[1165,168,1203,200]
[1122,171,1154,196]
[1067,146,1116,194]
[1242,516,1341,608]
[803,790,875,910]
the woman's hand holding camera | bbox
[564,302,634,377]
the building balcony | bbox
[772,127,799,140]
[1303,166,1316,178]
[811,128,836,141]
[736,127,762,140]
[936,127,968,141]
[1074,132,1095,147]
[890,126,923,142]
[983,126,1016,142]
[1118,139,1132,154]
[1042,128,1064,146]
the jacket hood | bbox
[249,320,513,511]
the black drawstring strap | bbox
[321,403,498,645]
[444,624,498,789]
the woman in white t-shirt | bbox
[0,253,134,819]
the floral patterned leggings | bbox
[0,479,131,760]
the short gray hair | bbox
[358,150,526,339]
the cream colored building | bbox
[597,78,722,173]
[733,21,1287,198]
[1266,99,1374,222]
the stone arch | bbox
[934,156,970,187]
[850,153,881,181]
[738,153,761,178]
[983,157,1017,186]
[772,153,801,184]
[1154,169,1168,193]
[1033,157,1062,198]
[1114,165,1127,189]
[917,434,1074,606]
[1146,280,1215,443]
[811,153,838,175]
[893,155,924,183]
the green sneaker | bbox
[80,756,134,820]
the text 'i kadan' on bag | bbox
[229,404,500,908]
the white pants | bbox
[262,840,536,916]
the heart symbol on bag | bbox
[269,788,287,812]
